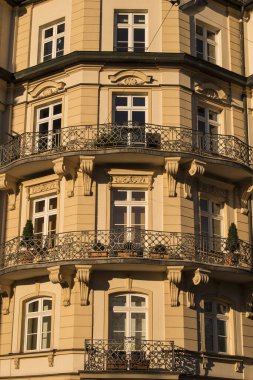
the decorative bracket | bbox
[166,266,184,307]
[53,157,77,198]
[246,292,253,319]
[79,156,95,196]
[192,268,210,286]
[239,180,253,215]
[164,158,181,197]
[75,265,92,306]
[0,174,18,210]
[184,159,206,199]
[0,281,13,315]
[48,266,75,306]
[201,354,208,369]
[13,357,20,370]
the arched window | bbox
[25,297,52,351]
[203,300,229,353]
[109,293,148,342]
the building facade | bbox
[1,0,253,379]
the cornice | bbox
[13,51,246,86]
[0,67,14,83]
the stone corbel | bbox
[201,355,208,369]
[245,293,253,319]
[75,265,92,306]
[79,156,95,196]
[239,181,253,215]
[13,357,20,370]
[184,159,206,200]
[0,282,13,315]
[187,290,195,309]
[53,158,77,197]
[48,353,54,367]
[48,266,75,306]
[192,268,210,286]
[0,174,18,210]
[164,158,181,197]
[166,266,184,307]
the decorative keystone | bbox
[166,266,184,307]
[53,158,77,197]
[192,268,210,286]
[0,174,18,210]
[164,158,181,197]
[184,159,206,200]
[79,156,95,196]
[75,265,92,306]
[48,266,75,306]
[0,281,13,315]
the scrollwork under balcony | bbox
[0,228,251,272]
[0,124,252,171]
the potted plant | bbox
[20,220,35,263]
[150,244,167,258]
[225,223,240,266]
[90,241,108,257]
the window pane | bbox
[111,295,127,307]
[111,313,126,332]
[115,111,128,125]
[198,107,205,117]
[53,118,61,131]
[43,41,52,59]
[27,318,38,334]
[53,104,62,115]
[43,299,52,311]
[201,216,209,234]
[196,25,203,36]
[113,206,127,226]
[41,332,51,349]
[34,217,44,235]
[196,39,204,59]
[56,37,64,56]
[132,192,145,201]
[38,122,49,134]
[49,197,57,210]
[27,333,37,350]
[204,301,212,313]
[134,15,145,24]
[131,313,146,340]
[200,199,208,212]
[212,219,221,236]
[113,190,127,201]
[28,301,39,313]
[44,27,53,38]
[131,207,145,226]
[207,43,216,63]
[117,28,128,41]
[204,317,213,351]
[209,111,218,122]
[57,23,65,34]
[207,30,215,41]
[35,200,45,213]
[48,215,57,234]
[115,97,128,107]
[133,97,145,107]
[131,111,145,125]
[131,295,146,307]
[117,14,128,24]
[134,29,145,42]
[217,304,227,315]
[39,108,49,120]
[212,202,221,216]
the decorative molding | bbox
[165,158,181,197]
[48,266,75,306]
[0,282,12,315]
[28,181,58,198]
[192,268,210,286]
[108,170,153,190]
[198,181,227,202]
[109,70,153,85]
[79,156,95,196]
[184,159,206,199]
[0,173,18,210]
[240,181,253,215]
[53,157,77,197]
[166,266,184,307]
[13,357,20,370]
[194,82,229,103]
[29,80,66,99]
[187,291,195,309]
[75,265,92,306]
[48,353,54,367]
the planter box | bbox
[150,252,166,259]
[90,251,108,258]
[118,251,140,258]
[224,251,240,266]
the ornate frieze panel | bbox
[194,82,229,103]
[166,266,184,307]
[27,181,59,199]
[109,70,153,85]
[108,169,154,190]
[29,80,66,99]
[0,173,18,210]
[198,181,228,203]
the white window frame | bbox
[33,195,57,237]
[113,95,148,124]
[195,22,219,64]
[114,13,148,52]
[41,21,65,62]
[200,198,223,239]
[24,297,52,352]
[36,102,62,151]
[197,106,220,135]
[109,293,148,341]
[203,300,230,354]
[112,189,148,232]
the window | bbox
[36,103,62,151]
[33,195,57,239]
[41,21,65,62]
[109,293,147,344]
[203,301,229,353]
[197,106,220,152]
[25,298,52,351]
[196,23,218,64]
[113,95,147,146]
[200,198,223,250]
[115,13,147,52]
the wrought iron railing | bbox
[84,338,198,374]
[0,124,252,168]
[0,228,251,270]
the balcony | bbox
[84,338,197,374]
[0,124,252,176]
[0,228,251,273]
